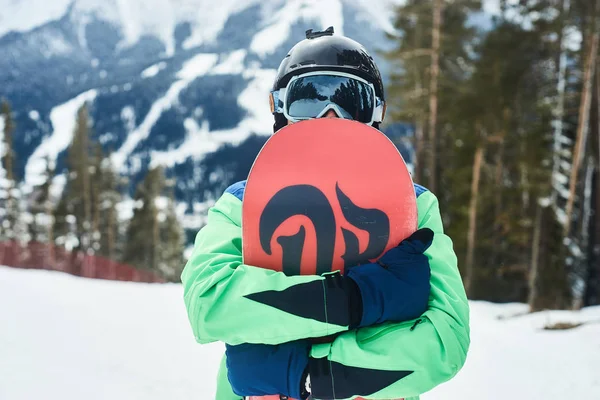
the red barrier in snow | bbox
[0,241,165,283]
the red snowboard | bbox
[242,118,416,400]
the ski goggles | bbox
[270,71,386,125]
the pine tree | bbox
[56,103,94,253]
[0,99,20,242]
[158,181,185,282]
[457,19,557,300]
[28,156,55,244]
[95,147,122,261]
[53,192,72,248]
[90,143,103,254]
[383,0,481,188]
[1,99,15,182]
[428,0,443,193]
[526,0,600,310]
[123,167,164,272]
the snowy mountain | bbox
[1,0,515,236]
[0,0,403,205]
[2,265,599,399]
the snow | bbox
[238,67,279,133]
[1,266,599,400]
[28,110,40,121]
[0,0,72,37]
[552,171,569,185]
[39,32,75,58]
[538,196,551,207]
[141,61,167,78]
[0,266,222,400]
[116,197,138,222]
[350,0,397,34]
[565,27,582,52]
[150,66,276,168]
[178,0,262,50]
[212,50,248,75]
[151,119,250,167]
[565,238,583,258]
[2,0,409,59]
[24,89,98,188]
[50,174,67,202]
[0,0,258,56]
[112,54,218,172]
[120,106,136,131]
[555,207,568,226]
[422,301,600,400]
[560,160,572,172]
[177,53,219,80]
[251,0,344,58]
[70,0,177,56]
[555,182,571,200]
[557,134,573,145]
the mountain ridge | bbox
[0,0,417,234]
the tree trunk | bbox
[151,203,160,272]
[565,32,599,236]
[465,144,484,296]
[491,110,509,267]
[428,0,443,193]
[529,204,572,311]
[586,166,600,306]
[529,202,544,309]
[414,120,424,183]
[551,0,571,206]
[585,62,600,306]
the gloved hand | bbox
[225,340,311,399]
[346,228,433,328]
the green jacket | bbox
[181,182,470,399]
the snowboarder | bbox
[181,27,470,400]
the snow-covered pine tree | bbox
[55,103,94,253]
[529,0,600,310]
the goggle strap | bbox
[372,101,385,123]
[271,89,286,114]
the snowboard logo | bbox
[259,183,390,275]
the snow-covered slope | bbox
[1,266,599,400]
[0,0,398,53]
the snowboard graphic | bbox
[242,118,416,400]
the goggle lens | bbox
[284,75,375,123]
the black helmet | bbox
[272,27,385,132]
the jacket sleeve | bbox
[181,192,352,346]
[308,190,470,400]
